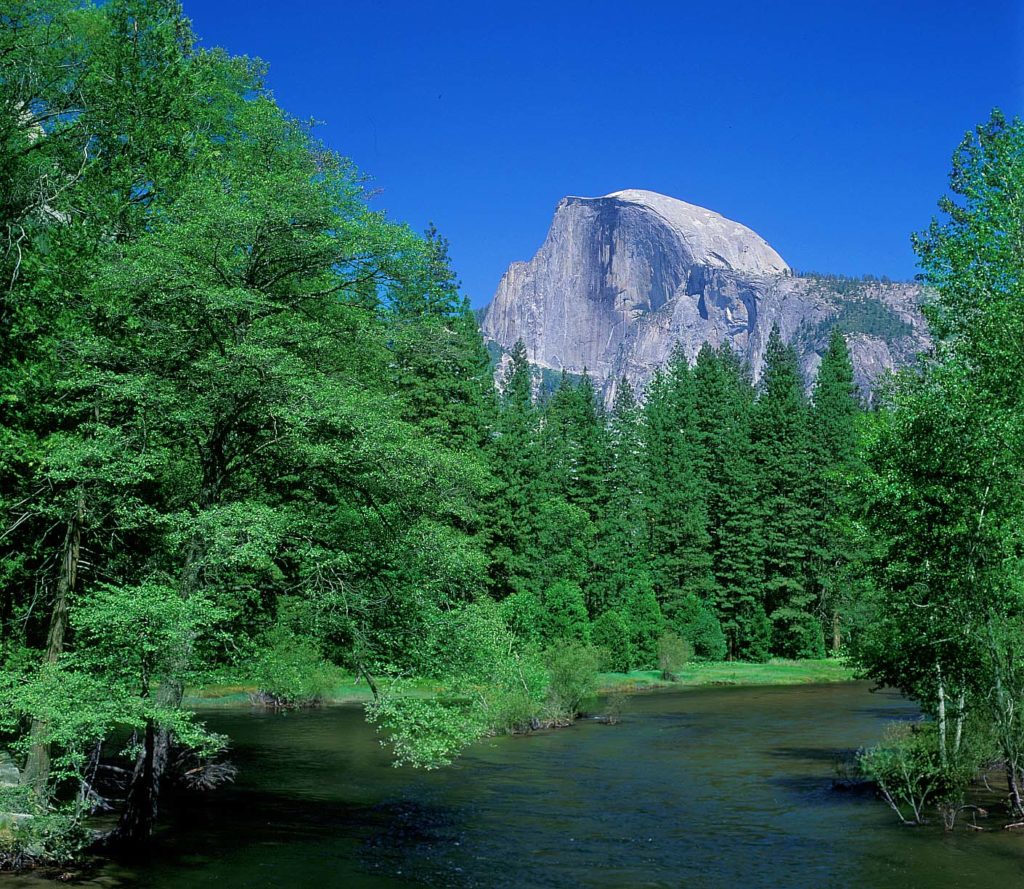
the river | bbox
[5,682,1024,888]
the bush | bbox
[543,641,602,722]
[250,627,340,707]
[657,631,692,679]
[0,789,90,869]
[591,610,633,672]
[626,578,664,668]
[856,720,990,827]
[673,596,727,661]
[367,601,549,767]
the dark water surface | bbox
[7,682,1024,888]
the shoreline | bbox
[184,658,857,710]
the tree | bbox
[0,1,505,853]
[591,379,650,616]
[693,344,769,660]
[753,328,822,658]
[855,111,1024,819]
[808,329,868,654]
[485,341,541,598]
[642,349,714,629]
[388,223,495,453]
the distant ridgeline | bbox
[480,191,930,400]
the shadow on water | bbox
[768,745,859,762]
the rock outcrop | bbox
[480,189,929,399]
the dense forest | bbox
[0,0,1021,869]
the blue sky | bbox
[187,1,1021,308]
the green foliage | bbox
[250,625,341,708]
[591,610,634,673]
[671,595,728,661]
[0,792,91,869]
[829,299,914,339]
[656,631,692,679]
[853,111,1024,823]
[367,601,548,767]
[754,327,822,658]
[857,720,993,826]
[591,379,648,615]
[0,0,510,850]
[540,581,591,644]
[500,590,544,644]
[625,576,663,668]
[643,350,713,624]
[693,344,766,658]
[542,641,602,722]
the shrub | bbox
[656,631,692,679]
[250,627,340,707]
[0,789,90,869]
[367,601,549,767]
[591,610,633,672]
[543,641,602,722]
[856,720,990,827]
[626,578,664,668]
[673,596,727,661]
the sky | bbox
[186,0,1022,308]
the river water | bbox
[6,682,1024,888]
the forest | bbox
[1,0,1022,869]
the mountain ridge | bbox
[480,190,929,400]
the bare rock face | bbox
[480,190,929,399]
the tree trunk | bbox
[1008,763,1024,819]
[21,492,83,797]
[831,609,841,655]
[114,526,205,844]
[953,690,965,757]
[936,663,948,768]
[115,717,170,845]
[114,444,228,845]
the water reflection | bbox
[5,683,1024,888]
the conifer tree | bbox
[389,225,495,453]
[642,347,714,632]
[753,327,822,657]
[591,379,650,616]
[693,345,770,660]
[487,341,541,599]
[809,328,864,653]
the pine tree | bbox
[388,224,496,453]
[591,379,650,615]
[809,328,864,654]
[539,371,608,517]
[693,344,770,660]
[753,327,822,658]
[642,347,714,632]
[487,341,541,598]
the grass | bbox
[596,658,857,694]
[183,675,440,708]
[186,659,856,708]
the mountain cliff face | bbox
[480,189,929,398]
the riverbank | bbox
[185,658,856,709]
[598,657,856,692]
